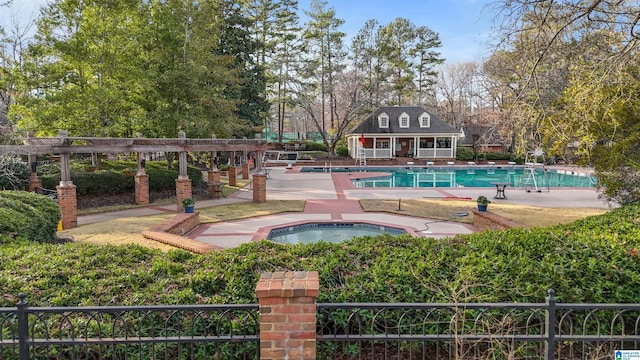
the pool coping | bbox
[252,219,421,243]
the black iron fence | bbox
[0,294,259,360]
[317,290,640,360]
[4,290,640,360]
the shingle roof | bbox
[349,106,458,135]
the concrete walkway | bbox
[77,166,613,249]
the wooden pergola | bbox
[0,131,270,229]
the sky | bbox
[298,0,496,64]
[1,0,496,64]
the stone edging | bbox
[142,212,221,253]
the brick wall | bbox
[142,212,220,253]
[472,209,525,231]
[255,271,319,360]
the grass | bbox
[62,196,608,251]
[60,200,304,251]
[64,172,609,250]
[359,198,609,227]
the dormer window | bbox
[399,112,410,128]
[378,113,389,128]
[419,112,430,128]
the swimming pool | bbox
[267,222,407,244]
[301,166,595,188]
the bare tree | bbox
[435,62,479,129]
[294,69,365,156]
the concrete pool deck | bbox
[77,165,613,250]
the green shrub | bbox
[305,141,328,152]
[3,204,640,307]
[39,160,203,195]
[455,147,475,161]
[0,156,30,190]
[480,152,513,161]
[0,191,60,243]
[335,146,348,156]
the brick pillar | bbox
[207,170,220,184]
[255,271,319,360]
[242,163,250,179]
[28,172,42,192]
[253,174,266,203]
[56,183,77,229]
[229,166,238,187]
[175,178,192,212]
[135,174,149,205]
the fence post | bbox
[255,271,319,360]
[16,293,29,360]
[545,289,556,360]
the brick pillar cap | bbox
[255,271,319,299]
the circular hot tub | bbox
[267,222,407,244]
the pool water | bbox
[267,222,407,244]
[314,167,595,188]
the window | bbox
[420,138,435,148]
[376,139,390,149]
[419,112,430,128]
[436,137,451,148]
[378,113,389,128]
[399,112,410,128]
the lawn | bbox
[359,199,609,228]
[61,197,608,250]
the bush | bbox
[0,156,30,190]
[455,147,475,161]
[335,146,348,156]
[0,191,60,243]
[39,160,203,195]
[481,152,513,161]
[305,141,328,152]
[2,204,640,307]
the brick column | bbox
[135,174,149,205]
[28,172,42,192]
[253,174,266,203]
[207,170,220,184]
[56,183,77,229]
[242,163,250,179]
[229,166,238,187]
[255,271,319,360]
[175,178,192,212]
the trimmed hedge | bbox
[39,161,203,195]
[305,141,328,152]
[1,203,639,307]
[455,147,475,161]
[456,149,525,164]
[0,191,60,244]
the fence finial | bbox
[17,293,27,306]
